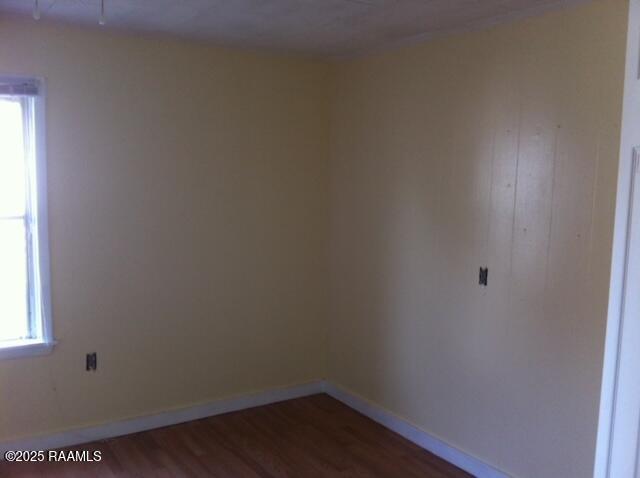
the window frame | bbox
[0,76,54,360]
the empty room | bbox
[1,0,640,477]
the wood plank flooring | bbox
[0,394,471,477]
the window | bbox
[0,77,53,359]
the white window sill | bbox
[0,339,56,360]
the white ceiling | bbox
[0,0,585,56]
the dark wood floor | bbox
[0,394,471,477]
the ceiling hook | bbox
[99,0,106,26]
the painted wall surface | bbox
[327,1,627,477]
[0,18,330,442]
[0,1,631,476]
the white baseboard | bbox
[0,380,324,456]
[2,379,509,478]
[322,382,511,478]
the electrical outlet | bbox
[86,353,97,371]
[479,267,488,286]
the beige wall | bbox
[0,1,630,477]
[0,17,330,442]
[327,1,627,477]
